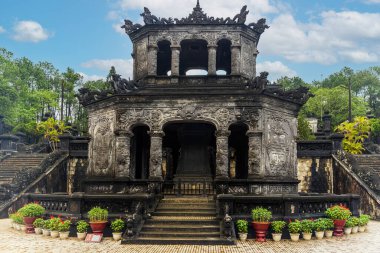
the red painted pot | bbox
[333,219,346,237]
[89,222,107,234]
[23,217,37,234]
[252,222,270,242]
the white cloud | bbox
[364,0,380,4]
[112,23,125,35]
[12,21,50,42]
[256,61,296,81]
[0,26,5,33]
[260,11,380,64]
[79,72,105,82]
[81,59,134,79]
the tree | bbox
[297,114,316,141]
[276,76,310,90]
[36,117,70,151]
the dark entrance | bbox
[163,122,216,180]
[131,125,150,179]
[228,123,248,179]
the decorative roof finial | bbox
[196,0,200,8]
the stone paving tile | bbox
[1,219,379,253]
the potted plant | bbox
[13,212,23,231]
[49,217,61,238]
[251,207,272,242]
[18,203,45,233]
[322,218,334,238]
[236,220,248,241]
[42,219,51,236]
[300,219,314,240]
[111,219,125,241]
[358,214,370,232]
[313,218,325,240]
[9,213,16,229]
[58,220,71,239]
[33,218,44,235]
[288,220,301,242]
[271,220,286,242]
[76,220,89,240]
[88,206,108,234]
[350,216,360,233]
[344,217,355,235]
[325,205,351,237]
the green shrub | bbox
[88,207,108,222]
[350,217,360,226]
[322,218,334,231]
[49,217,61,231]
[18,203,45,217]
[300,219,314,233]
[271,221,286,233]
[236,220,248,233]
[58,220,71,232]
[42,219,51,229]
[13,212,24,224]
[325,205,351,220]
[345,217,355,228]
[33,218,45,228]
[251,207,272,222]
[288,220,301,234]
[76,220,89,233]
[111,219,125,233]
[313,218,326,232]
[358,214,370,226]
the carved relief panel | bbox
[135,37,148,80]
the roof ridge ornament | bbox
[121,4,269,35]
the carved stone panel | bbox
[115,131,133,178]
[149,131,164,179]
[135,38,148,80]
[240,36,255,79]
[215,130,230,178]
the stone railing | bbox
[297,140,332,157]
[59,135,89,157]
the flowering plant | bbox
[325,205,351,220]
[33,218,45,228]
[49,216,62,231]
[58,220,71,232]
[76,220,89,233]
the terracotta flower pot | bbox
[333,219,346,237]
[23,217,37,233]
[90,221,107,234]
[252,222,270,242]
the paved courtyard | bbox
[0,219,379,253]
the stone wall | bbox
[297,158,333,193]
[67,158,88,194]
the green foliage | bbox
[88,207,108,222]
[18,203,45,217]
[49,217,61,231]
[42,219,51,229]
[345,217,355,228]
[111,219,125,232]
[36,117,70,151]
[370,118,380,139]
[335,116,371,154]
[76,220,89,233]
[58,220,71,232]
[10,212,24,224]
[288,220,301,234]
[358,214,370,226]
[325,205,352,220]
[33,218,45,228]
[271,220,286,233]
[313,218,326,231]
[297,114,316,140]
[321,218,334,230]
[236,219,248,233]
[251,207,272,222]
[276,76,310,91]
[350,217,360,226]
[300,219,314,233]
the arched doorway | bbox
[131,125,150,179]
[162,122,216,180]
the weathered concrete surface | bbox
[1,219,379,253]
[298,158,333,193]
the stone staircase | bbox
[354,155,380,175]
[352,154,380,195]
[0,154,47,185]
[123,196,234,245]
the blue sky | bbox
[0,0,379,83]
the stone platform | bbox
[1,219,379,253]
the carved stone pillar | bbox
[247,131,264,178]
[215,130,230,179]
[147,45,158,76]
[207,45,217,76]
[171,46,180,76]
[231,45,241,75]
[115,130,133,178]
[252,49,259,78]
[148,131,165,180]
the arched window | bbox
[157,40,172,76]
[216,39,231,75]
[179,39,208,75]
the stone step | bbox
[153,211,216,216]
[146,218,219,226]
[156,206,216,212]
[141,224,219,232]
[160,198,214,204]
[139,231,220,238]
[122,237,234,245]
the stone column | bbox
[115,130,133,178]
[207,45,217,76]
[231,45,241,75]
[247,131,264,178]
[147,45,158,76]
[215,130,230,179]
[252,49,259,78]
[171,46,180,76]
[149,130,165,180]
